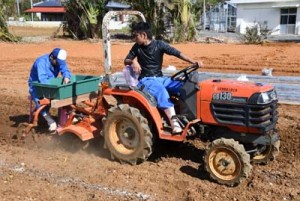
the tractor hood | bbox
[200,79,276,104]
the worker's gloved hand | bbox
[63,77,70,84]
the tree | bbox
[124,0,164,39]
[65,0,224,41]
[164,0,197,42]
[0,0,19,42]
[1,0,15,17]
[124,0,224,42]
[64,0,106,39]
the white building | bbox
[229,0,300,35]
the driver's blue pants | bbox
[137,77,183,109]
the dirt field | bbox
[0,38,300,201]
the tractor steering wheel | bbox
[171,63,200,81]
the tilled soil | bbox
[0,39,299,201]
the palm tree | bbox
[164,0,196,42]
[125,0,200,42]
[124,0,164,39]
[64,0,106,39]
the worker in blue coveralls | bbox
[28,48,72,132]
[124,22,204,134]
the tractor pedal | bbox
[163,127,182,136]
[49,130,58,135]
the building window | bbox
[280,8,297,34]
[280,8,297,25]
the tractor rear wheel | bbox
[204,138,252,186]
[252,140,280,165]
[103,104,153,165]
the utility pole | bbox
[16,0,20,16]
[31,0,33,21]
[203,0,206,30]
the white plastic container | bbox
[165,65,177,72]
[123,65,139,86]
[237,74,249,82]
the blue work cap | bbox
[50,48,67,67]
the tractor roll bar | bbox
[102,10,146,75]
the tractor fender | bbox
[57,125,95,141]
[103,88,163,135]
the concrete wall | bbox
[235,1,300,35]
[7,21,63,28]
[7,16,130,30]
[108,20,129,30]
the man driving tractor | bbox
[124,22,204,133]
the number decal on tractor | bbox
[213,92,232,101]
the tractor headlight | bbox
[257,90,277,104]
[257,92,271,104]
[249,89,277,104]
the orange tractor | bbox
[19,11,280,186]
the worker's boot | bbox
[164,107,182,134]
[43,113,57,132]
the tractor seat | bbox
[110,73,157,107]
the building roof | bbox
[105,0,131,9]
[229,0,299,3]
[25,0,65,13]
[33,0,63,7]
[25,0,131,13]
[25,7,66,13]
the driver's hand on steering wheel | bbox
[196,61,204,68]
[178,76,186,81]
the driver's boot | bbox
[164,107,182,134]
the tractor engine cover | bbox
[199,79,278,134]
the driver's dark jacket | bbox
[125,40,181,80]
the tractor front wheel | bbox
[103,104,154,165]
[252,140,280,165]
[204,138,252,186]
